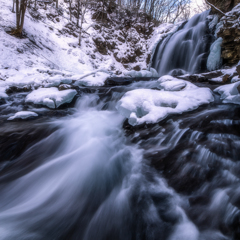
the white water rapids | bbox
[0,94,199,240]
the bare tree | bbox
[12,0,15,13]
[15,0,28,36]
[78,0,89,46]
[69,0,73,21]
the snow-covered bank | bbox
[214,81,240,105]
[0,0,175,100]
[117,76,214,126]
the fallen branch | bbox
[77,69,115,80]
[205,0,226,16]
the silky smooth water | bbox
[0,80,240,239]
[152,11,211,76]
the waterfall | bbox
[152,11,213,76]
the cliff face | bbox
[217,4,240,66]
[208,0,240,13]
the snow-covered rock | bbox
[25,87,77,108]
[0,86,8,99]
[207,37,223,71]
[214,82,240,105]
[42,75,72,88]
[117,76,214,126]
[7,111,38,120]
[158,80,186,91]
[124,68,159,78]
[231,76,240,83]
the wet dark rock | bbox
[105,77,157,86]
[0,98,6,105]
[58,84,72,91]
[6,86,32,94]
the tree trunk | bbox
[69,0,72,22]
[19,0,27,34]
[12,0,15,13]
[15,0,28,36]
[77,0,80,27]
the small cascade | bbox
[152,11,214,76]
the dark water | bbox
[0,80,240,240]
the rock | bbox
[237,65,240,76]
[93,36,108,55]
[216,4,240,66]
[237,84,240,93]
[222,74,231,83]
[133,65,141,71]
[208,0,240,13]
[58,84,72,91]
[202,71,223,79]
[222,50,234,59]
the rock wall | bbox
[217,4,240,65]
[208,0,240,13]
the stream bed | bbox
[0,79,240,240]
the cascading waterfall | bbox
[152,11,213,76]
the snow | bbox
[214,82,240,105]
[207,37,223,71]
[72,70,113,86]
[208,15,219,31]
[0,85,8,99]
[124,68,159,78]
[231,76,240,83]
[25,87,77,108]
[7,111,38,120]
[159,80,186,91]
[117,76,214,126]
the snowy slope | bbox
[0,0,174,94]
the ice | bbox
[7,111,38,120]
[207,38,223,71]
[214,82,240,105]
[117,76,214,126]
[124,68,159,78]
[208,15,219,31]
[231,76,240,83]
[26,87,77,108]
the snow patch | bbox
[26,87,77,108]
[231,76,240,83]
[214,82,240,105]
[7,111,38,120]
[117,76,214,126]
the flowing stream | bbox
[0,81,240,240]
